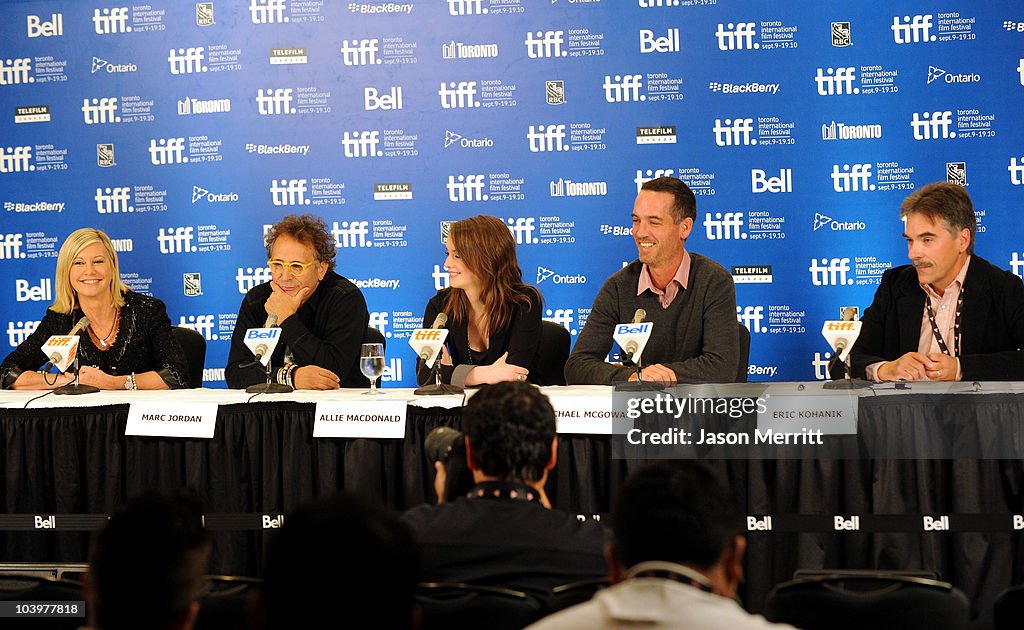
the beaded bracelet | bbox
[125,373,137,391]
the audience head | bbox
[425,426,474,503]
[53,227,129,313]
[900,181,976,254]
[610,461,744,597]
[463,382,557,485]
[86,490,211,630]
[259,493,418,629]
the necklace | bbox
[91,308,120,350]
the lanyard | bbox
[924,288,963,357]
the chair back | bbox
[547,577,609,614]
[416,582,544,630]
[172,326,207,388]
[736,320,750,382]
[194,575,262,630]
[764,573,969,630]
[994,584,1024,630]
[534,320,570,386]
[0,575,84,630]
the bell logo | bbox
[381,358,403,383]
[704,212,744,240]
[814,67,858,95]
[746,515,772,531]
[262,514,285,528]
[16,279,52,302]
[364,87,403,111]
[250,0,287,24]
[93,8,130,34]
[809,258,853,286]
[27,14,63,38]
[923,515,949,531]
[525,31,566,58]
[1013,515,1024,530]
[712,118,755,146]
[892,15,935,44]
[751,168,792,193]
[639,28,680,53]
[34,515,56,529]
[270,179,309,206]
[82,97,120,124]
[736,306,764,333]
[340,39,380,66]
[911,111,954,140]
[834,515,860,531]
[716,22,757,50]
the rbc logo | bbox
[270,179,309,206]
[236,267,273,293]
[178,314,217,340]
[93,7,130,34]
[911,111,954,140]
[95,187,132,214]
[891,15,935,44]
[168,48,207,75]
[525,31,566,58]
[715,22,757,50]
[157,227,196,254]
[831,164,875,192]
[736,306,764,333]
[809,258,853,286]
[814,67,858,95]
[704,212,744,240]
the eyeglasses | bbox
[267,259,318,274]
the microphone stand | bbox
[414,354,463,396]
[823,350,870,390]
[615,354,666,392]
[246,360,293,394]
[54,356,99,395]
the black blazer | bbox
[849,255,1024,381]
[416,288,544,385]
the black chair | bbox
[994,584,1024,630]
[764,572,970,630]
[0,575,85,630]
[735,320,750,382]
[365,325,386,350]
[171,326,206,388]
[547,577,609,614]
[534,320,570,386]
[194,575,261,630]
[416,582,545,630]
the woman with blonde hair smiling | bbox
[417,215,544,386]
[0,228,187,390]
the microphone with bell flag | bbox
[242,313,282,368]
[40,316,90,373]
[613,309,652,364]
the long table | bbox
[2,383,1024,627]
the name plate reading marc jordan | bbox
[125,403,219,438]
[313,401,407,438]
[546,393,624,435]
[757,395,857,437]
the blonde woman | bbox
[417,215,544,386]
[0,228,187,390]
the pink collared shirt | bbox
[638,252,690,309]
[867,256,969,381]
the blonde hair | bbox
[443,215,539,335]
[52,228,128,313]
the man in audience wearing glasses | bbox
[226,213,369,389]
[527,461,793,629]
[404,382,607,597]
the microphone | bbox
[264,312,278,328]
[632,308,646,324]
[40,316,90,373]
[430,312,448,331]
[409,312,450,368]
[821,307,862,364]
[613,310,653,364]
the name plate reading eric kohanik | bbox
[313,400,407,438]
[125,402,219,438]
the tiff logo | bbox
[1018,58,1024,86]
[341,131,382,158]
[0,58,33,85]
[368,311,388,337]
[544,308,573,330]
[812,352,833,381]
[81,97,120,124]
[831,163,875,192]
[0,147,34,173]
[168,48,206,75]
[433,264,450,290]
[270,179,309,206]
[891,14,935,44]
[340,39,380,66]
[815,67,858,95]
[809,258,853,286]
[704,212,744,240]
[1009,157,1024,186]
[448,0,485,15]
[911,111,954,140]
[634,168,675,191]
[716,22,757,50]
[713,118,754,146]
[439,81,479,109]
[527,124,568,152]
[157,227,196,254]
[603,74,644,102]
[95,187,132,213]
[525,31,566,58]
[447,174,487,202]
[736,306,764,333]
[1009,252,1024,279]
[506,217,537,245]
[0,234,25,259]
[236,267,273,293]
[178,314,215,340]
[256,88,295,115]
[7,320,41,347]
[93,8,130,34]
[331,221,371,248]
[148,138,186,165]
[250,0,287,24]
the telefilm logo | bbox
[732,266,772,284]
[91,57,136,74]
[636,126,675,144]
[270,48,306,65]
[14,106,50,124]
[373,183,412,201]
[27,13,63,37]
[442,41,499,59]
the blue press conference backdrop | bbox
[1,0,1023,387]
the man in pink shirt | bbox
[849,182,1024,382]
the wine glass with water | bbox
[360,343,385,395]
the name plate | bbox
[757,394,858,435]
[547,394,621,435]
[313,400,407,438]
[126,402,219,438]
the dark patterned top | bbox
[0,290,187,389]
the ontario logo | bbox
[536,266,586,285]
[926,65,980,85]
[443,130,494,149]
[191,186,239,203]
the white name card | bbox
[757,394,858,435]
[126,402,219,438]
[547,393,622,435]
[313,400,408,438]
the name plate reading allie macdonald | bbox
[126,403,219,438]
[313,400,408,438]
